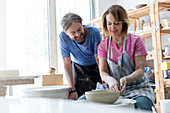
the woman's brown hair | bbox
[102,5,130,37]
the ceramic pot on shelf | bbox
[164,46,170,57]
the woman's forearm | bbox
[124,68,143,83]
[100,71,112,83]
[124,55,146,83]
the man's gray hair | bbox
[61,13,83,31]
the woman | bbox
[97,5,155,111]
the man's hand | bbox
[68,92,78,100]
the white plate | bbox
[77,98,136,105]
[113,99,136,105]
[22,86,70,98]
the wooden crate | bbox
[35,74,63,86]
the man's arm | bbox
[63,57,78,99]
[62,57,76,91]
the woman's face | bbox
[106,13,123,38]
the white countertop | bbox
[0,97,150,113]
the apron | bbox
[106,36,155,102]
[72,62,102,97]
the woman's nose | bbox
[112,24,117,28]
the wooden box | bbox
[35,74,63,86]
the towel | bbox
[94,82,109,91]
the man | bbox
[59,13,102,100]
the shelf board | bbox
[135,27,170,39]
[165,84,170,88]
[128,5,150,19]
[163,56,170,59]
[140,32,152,39]
[146,57,154,61]
[162,79,170,86]
[161,27,170,35]
[158,1,170,11]
[150,83,155,86]
[135,32,152,39]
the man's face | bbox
[65,22,85,44]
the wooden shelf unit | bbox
[128,4,162,112]
[153,1,170,113]
[128,2,170,113]
[155,0,170,106]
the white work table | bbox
[0,76,37,96]
[0,97,149,113]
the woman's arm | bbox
[99,57,120,91]
[123,55,146,83]
[120,55,146,95]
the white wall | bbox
[91,0,116,19]
[115,0,148,10]
[0,0,6,69]
[98,0,116,17]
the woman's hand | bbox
[68,92,78,100]
[108,78,120,91]
[120,77,127,95]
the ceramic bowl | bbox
[163,52,170,57]
[85,90,120,104]
[165,46,170,53]
[136,4,147,9]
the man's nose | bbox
[75,32,80,37]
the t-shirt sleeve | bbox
[134,37,148,56]
[59,32,70,57]
[93,29,102,54]
[98,40,107,58]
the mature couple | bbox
[59,5,155,112]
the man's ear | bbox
[64,31,68,35]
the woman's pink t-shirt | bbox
[98,33,148,64]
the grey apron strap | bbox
[107,36,112,60]
[120,36,126,67]
[108,36,126,59]
[123,36,126,52]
